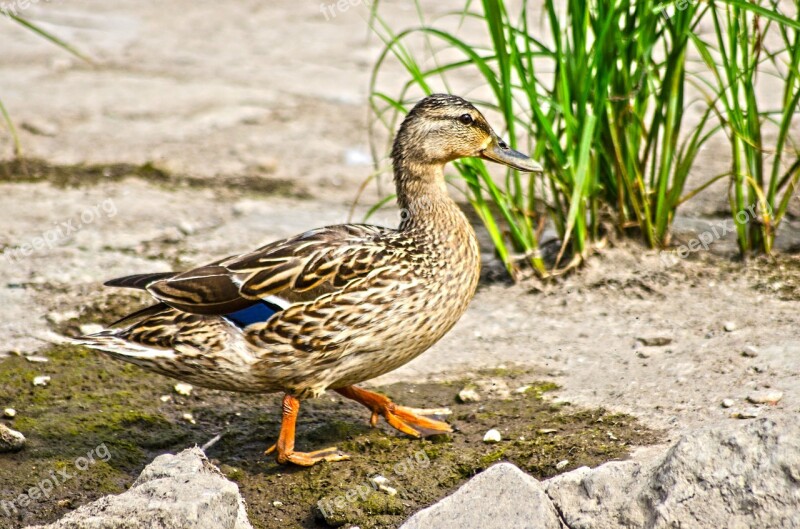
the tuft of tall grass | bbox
[692,0,800,255]
[369,0,800,276]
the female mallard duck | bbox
[80,94,542,466]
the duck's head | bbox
[391,94,543,174]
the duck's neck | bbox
[393,161,463,232]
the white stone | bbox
[742,345,759,358]
[26,355,49,363]
[483,429,502,443]
[747,390,783,405]
[457,387,481,403]
[0,423,25,452]
[174,383,194,396]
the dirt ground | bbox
[1,1,799,528]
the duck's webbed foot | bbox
[265,394,351,466]
[335,385,452,438]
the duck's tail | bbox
[72,302,178,362]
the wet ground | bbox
[0,342,656,529]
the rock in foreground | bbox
[400,462,561,529]
[401,418,799,528]
[26,447,251,529]
[547,418,800,529]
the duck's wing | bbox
[105,224,400,316]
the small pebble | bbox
[370,475,397,495]
[33,375,51,387]
[555,459,569,470]
[747,390,783,405]
[3,408,16,418]
[159,395,171,403]
[731,408,761,419]
[174,383,193,396]
[79,323,104,335]
[371,475,390,486]
[182,412,196,424]
[721,399,735,408]
[272,501,283,507]
[26,355,49,363]
[537,428,558,434]
[514,385,532,394]
[483,429,502,443]
[742,346,759,358]
[178,221,195,235]
[723,321,737,332]
[0,423,26,452]
[457,387,481,403]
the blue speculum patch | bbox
[224,301,283,328]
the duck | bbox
[79,94,542,466]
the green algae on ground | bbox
[0,345,658,529]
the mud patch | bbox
[0,344,657,528]
[0,158,307,198]
[748,255,800,301]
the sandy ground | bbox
[1,0,799,480]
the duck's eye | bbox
[458,113,474,125]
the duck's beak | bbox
[480,135,543,173]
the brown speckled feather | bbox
[79,94,536,399]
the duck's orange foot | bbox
[335,385,453,438]
[266,394,351,467]
[265,443,350,466]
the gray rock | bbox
[26,447,252,529]
[546,418,800,528]
[400,462,561,529]
[0,423,26,452]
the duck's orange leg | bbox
[264,394,350,466]
[335,385,452,437]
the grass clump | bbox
[368,0,800,277]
